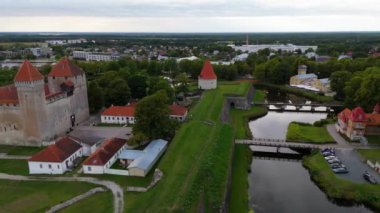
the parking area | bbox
[69,126,133,140]
[333,148,380,183]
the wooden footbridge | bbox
[235,138,353,149]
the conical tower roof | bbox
[199,60,217,80]
[14,60,44,82]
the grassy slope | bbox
[367,135,380,145]
[286,122,335,143]
[357,149,380,162]
[59,191,113,213]
[229,89,267,213]
[303,152,380,211]
[0,145,42,156]
[0,180,96,213]
[0,160,29,175]
[124,82,250,212]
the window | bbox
[88,166,92,171]
[48,164,52,169]
[40,164,43,168]
[58,165,60,169]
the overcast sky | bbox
[1,0,379,32]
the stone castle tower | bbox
[0,58,89,146]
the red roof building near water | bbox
[14,60,44,82]
[29,136,82,163]
[82,138,126,166]
[48,57,84,77]
[199,60,217,80]
[0,85,19,104]
[170,104,188,116]
[350,107,367,122]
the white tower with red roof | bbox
[198,60,217,90]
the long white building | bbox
[230,44,317,54]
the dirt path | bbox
[0,173,124,213]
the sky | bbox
[1,0,379,32]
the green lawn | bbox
[303,152,380,211]
[0,145,42,156]
[124,82,250,212]
[357,149,380,162]
[0,180,97,213]
[367,135,380,145]
[59,190,113,213]
[286,122,335,143]
[253,89,266,103]
[0,159,29,175]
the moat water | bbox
[247,90,371,213]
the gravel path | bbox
[0,173,124,213]
[326,124,349,146]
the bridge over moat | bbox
[252,102,344,112]
[235,138,357,149]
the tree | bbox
[128,74,148,99]
[330,71,352,100]
[175,73,189,94]
[148,77,175,101]
[88,81,104,113]
[105,78,131,106]
[133,90,176,140]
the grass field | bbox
[0,180,96,213]
[59,190,113,213]
[286,122,335,143]
[0,145,42,156]
[357,149,380,162]
[366,135,380,145]
[0,160,29,175]
[303,151,380,211]
[123,82,250,212]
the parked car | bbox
[330,164,346,169]
[322,152,335,157]
[363,172,377,184]
[324,156,337,160]
[328,158,341,164]
[333,167,349,174]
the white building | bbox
[229,44,317,54]
[1,59,54,69]
[101,103,188,124]
[176,56,199,63]
[72,51,120,61]
[198,60,217,90]
[82,138,127,174]
[119,139,168,177]
[233,53,249,61]
[28,136,83,174]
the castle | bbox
[0,57,89,146]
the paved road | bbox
[0,173,124,213]
[326,124,349,146]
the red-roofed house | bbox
[28,136,83,174]
[101,105,136,124]
[198,60,217,90]
[101,103,188,124]
[169,104,188,121]
[82,138,127,174]
[336,104,380,140]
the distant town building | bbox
[233,53,249,61]
[336,104,380,140]
[0,58,89,146]
[315,55,331,63]
[229,44,317,54]
[28,136,83,174]
[176,56,199,63]
[100,103,188,124]
[289,65,331,93]
[198,60,217,90]
[1,59,54,69]
[72,51,119,61]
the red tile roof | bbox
[14,60,44,82]
[0,84,18,104]
[199,60,217,80]
[29,136,82,162]
[48,57,84,77]
[170,104,187,116]
[350,107,366,122]
[82,138,126,166]
[101,105,135,117]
